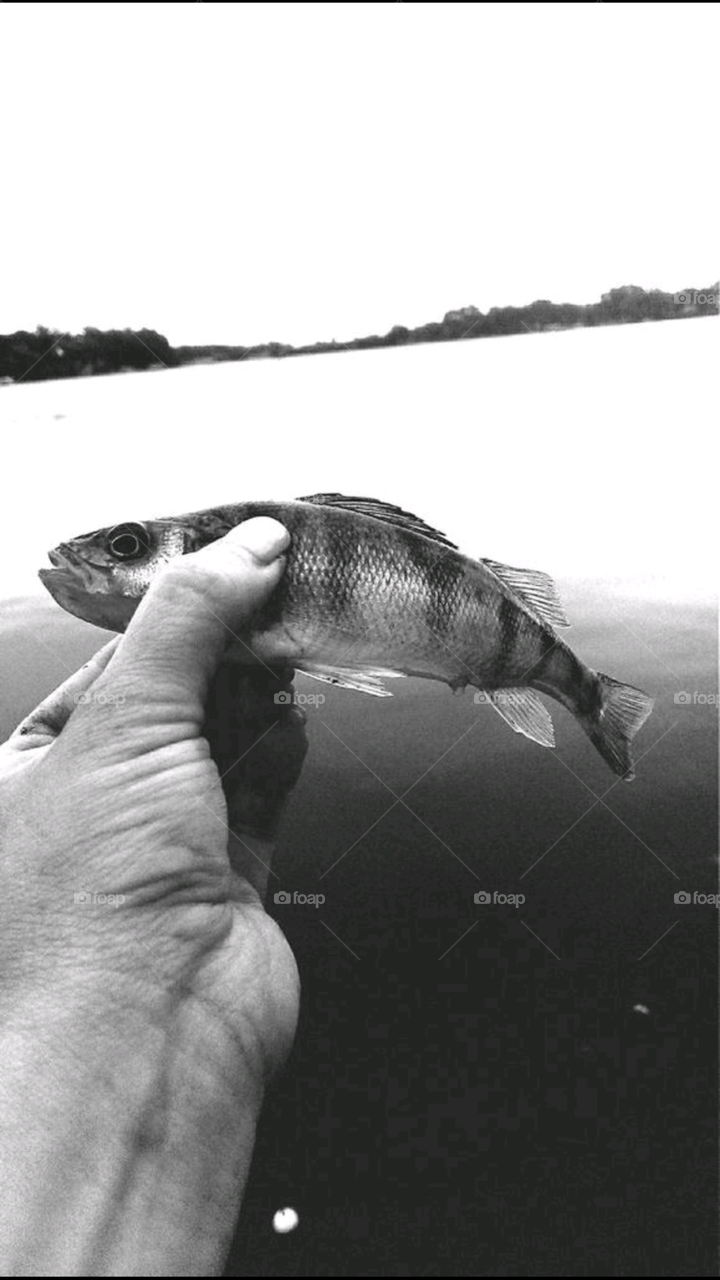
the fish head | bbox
[39,519,187,631]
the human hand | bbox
[0,517,307,1275]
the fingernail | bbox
[229,518,290,564]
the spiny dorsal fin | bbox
[296,494,458,551]
[480,558,570,628]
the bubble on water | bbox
[273,1207,299,1234]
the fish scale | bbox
[38,494,654,779]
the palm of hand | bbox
[0,659,307,1082]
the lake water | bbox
[1,315,717,599]
[0,319,717,1275]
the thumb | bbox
[90,517,291,731]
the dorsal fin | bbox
[480,558,570,628]
[296,494,458,550]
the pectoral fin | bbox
[297,663,405,697]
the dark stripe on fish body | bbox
[398,531,459,643]
[531,637,596,714]
[520,627,566,691]
[557,647,596,713]
[322,509,358,620]
[311,506,381,635]
[250,503,311,627]
[426,550,462,644]
[488,593,519,687]
[391,529,427,608]
[527,630,561,683]
[573,653,600,717]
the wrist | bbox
[0,970,263,1275]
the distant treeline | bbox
[1,283,716,384]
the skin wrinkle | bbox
[0,518,309,1274]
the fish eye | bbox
[106,522,150,562]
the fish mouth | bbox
[47,543,79,569]
[38,564,91,608]
[43,542,111,592]
[39,543,126,631]
[38,564,137,633]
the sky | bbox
[0,1,717,348]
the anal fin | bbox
[481,688,556,748]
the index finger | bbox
[5,637,122,750]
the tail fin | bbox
[582,672,654,782]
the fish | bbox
[38,493,654,780]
